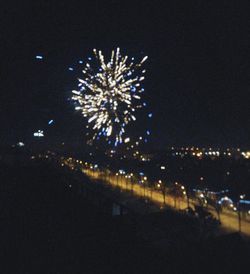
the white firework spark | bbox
[72,48,148,146]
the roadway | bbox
[83,168,250,236]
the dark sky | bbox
[1,1,250,147]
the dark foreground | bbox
[1,161,249,274]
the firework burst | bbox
[72,48,148,146]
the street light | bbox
[125,174,131,190]
[237,201,241,233]
[141,179,146,197]
[115,173,119,187]
[130,173,134,193]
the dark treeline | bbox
[1,160,250,273]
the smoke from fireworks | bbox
[72,48,148,146]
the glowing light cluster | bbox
[33,130,44,137]
[242,151,250,159]
[72,48,148,146]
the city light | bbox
[17,142,25,147]
[35,55,43,59]
[56,154,250,236]
[33,130,44,137]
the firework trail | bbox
[72,48,148,146]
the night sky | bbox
[1,1,250,147]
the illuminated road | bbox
[83,168,250,236]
